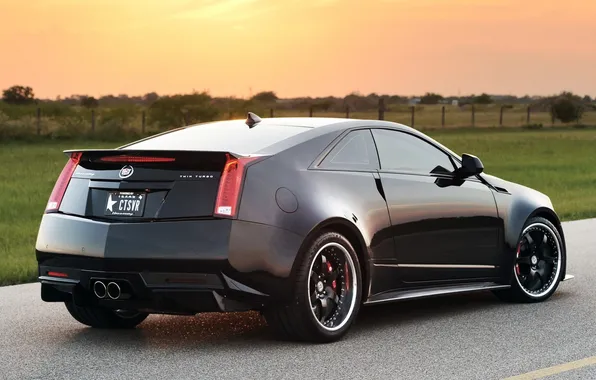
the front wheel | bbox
[264,231,362,343]
[65,302,149,329]
[494,216,565,303]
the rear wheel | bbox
[65,302,149,329]
[494,216,565,303]
[264,231,362,343]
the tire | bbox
[264,231,363,343]
[493,216,565,303]
[65,302,149,329]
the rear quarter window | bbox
[319,129,379,171]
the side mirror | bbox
[455,153,484,178]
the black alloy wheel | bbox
[308,241,358,331]
[264,231,362,343]
[494,216,565,303]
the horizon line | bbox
[23,90,581,102]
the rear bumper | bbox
[39,259,272,313]
[36,213,308,311]
[36,213,304,278]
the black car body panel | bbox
[36,117,565,315]
[480,173,566,283]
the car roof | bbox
[249,117,349,128]
[120,117,358,154]
[252,117,462,160]
[218,116,463,162]
[120,115,459,158]
[239,116,413,131]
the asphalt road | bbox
[1,219,595,380]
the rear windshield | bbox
[123,120,310,154]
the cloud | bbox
[285,0,341,6]
[170,0,344,22]
[171,0,267,20]
[309,0,341,6]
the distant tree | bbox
[80,96,99,108]
[98,94,118,106]
[388,95,408,104]
[251,91,278,103]
[583,95,592,103]
[143,92,159,105]
[420,92,444,105]
[473,93,493,104]
[550,92,585,123]
[2,85,35,104]
[343,93,360,109]
[343,92,378,110]
[313,98,334,112]
[148,92,219,129]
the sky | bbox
[1,0,595,99]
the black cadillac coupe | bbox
[36,113,571,342]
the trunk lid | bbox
[57,150,229,221]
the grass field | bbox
[275,107,596,129]
[1,127,595,286]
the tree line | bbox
[2,85,594,125]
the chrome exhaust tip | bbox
[93,281,107,299]
[107,282,121,300]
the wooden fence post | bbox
[345,105,350,119]
[309,106,313,117]
[441,106,445,128]
[471,105,475,127]
[36,107,41,135]
[526,106,531,124]
[141,111,146,134]
[499,106,504,127]
[91,110,96,133]
[378,98,385,120]
[270,108,274,118]
[411,106,415,128]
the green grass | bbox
[0,140,119,286]
[273,106,596,128]
[430,128,596,221]
[1,128,595,286]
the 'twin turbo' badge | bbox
[119,165,134,179]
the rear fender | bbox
[288,217,372,299]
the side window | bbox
[371,129,455,174]
[319,129,379,170]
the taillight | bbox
[47,271,69,278]
[45,152,82,212]
[97,155,175,163]
[213,154,260,218]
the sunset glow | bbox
[1,0,595,98]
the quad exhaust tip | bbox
[93,281,107,299]
[93,280,122,300]
[107,282,121,300]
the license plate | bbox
[104,191,146,217]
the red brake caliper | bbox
[327,262,336,290]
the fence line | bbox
[7,104,596,137]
